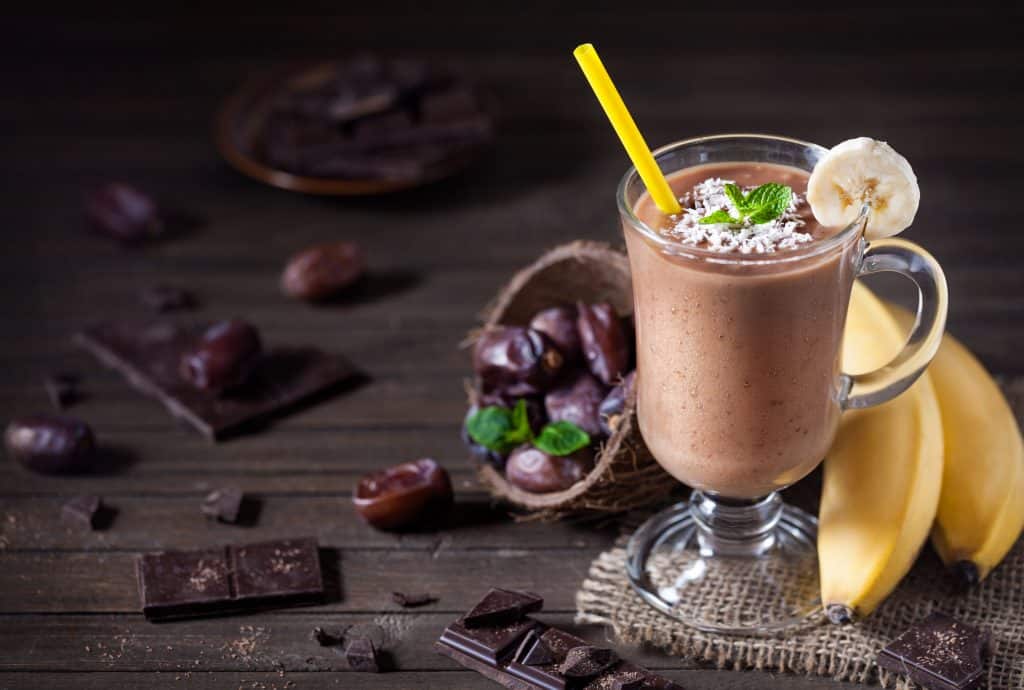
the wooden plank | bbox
[0,549,599,614]
[0,670,838,690]
[0,495,616,551]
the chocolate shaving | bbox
[61,494,103,529]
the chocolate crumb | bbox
[392,591,437,608]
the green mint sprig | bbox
[699,182,792,226]
[466,400,590,456]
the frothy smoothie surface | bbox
[636,163,838,254]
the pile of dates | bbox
[464,302,636,494]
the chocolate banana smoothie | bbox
[624,162,861,498]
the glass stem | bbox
[690,491,783,557]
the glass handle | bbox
[840,238,949,410]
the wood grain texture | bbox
[2,5,1021,689]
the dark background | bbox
[1,6,1022,689]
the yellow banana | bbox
[818,283,944,623]
[888,306,1024,587]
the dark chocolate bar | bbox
[436,589,683,690]
[74,321,357,441]
[137,537,324,621]
[877,612,987,690]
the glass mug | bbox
[619,134,948,633]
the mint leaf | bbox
[466,401,534,453]
[466,406,514,452]
[699,209,741,225]
[743,183,792,224]
[534,421,590,456]
[723,183,747,212]
[505,399,534,445]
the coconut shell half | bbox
[468,241,677,520]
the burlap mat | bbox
[576,379,1024,689]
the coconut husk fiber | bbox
[465,241,678,521]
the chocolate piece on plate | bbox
[463,588,543,628]
[877,612,988,690]
[61,494,103,529]
[137,537,324,621]
[392,591,437,608]
[344,636,382,673]
[74,321,357,441]
[201,487,246,524]
[44,372,81,410]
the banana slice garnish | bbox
[807,137,920,239]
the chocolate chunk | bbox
[74,321,357,441]
[311,626,342,646]
[463,588,543,628]
[392,591,437,608]
[137,537,324,620]
[517,630,556,666]
[85,183,163,243]
[560,645,618,678]
[61,494,102,529]
[439,618,539,666]
[344,637,381,673]
[611,678,646,690]
[140,285,196,313]
[44,373,81,410]
[229,537,323,604]
[201,488,245,524]
[877,612,988,690]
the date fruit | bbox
[353,458,453,530]
[85,183,163,243]
[576,302,629,386]
[473,326,563,396]
[544,372,607,437]
[5,414,97,474]
[598,370,636,436]
[281,241,365,301]
[528,306,581,364]
[180,319,263,393]
[504,445,593,494]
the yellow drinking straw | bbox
[573,43,681,215]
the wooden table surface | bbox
[3,8,1022,689]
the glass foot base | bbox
[625,493,821,634]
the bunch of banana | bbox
[807,137,1024,622]
[818,285,1024,622]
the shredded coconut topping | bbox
[664,177,814,254]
